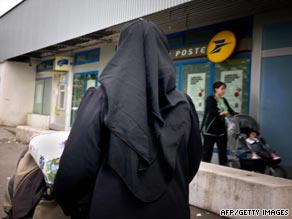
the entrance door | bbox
[175,60,211,122]
[213,56,250,114]
[33,77,52,115]
[71,71,98,124]
[176,55,251,122]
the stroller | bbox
[225,114,287,178]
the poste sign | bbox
[207,30,236,63]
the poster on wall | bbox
[220,70,243,111]
[187,73,206,111]
[86,79,96,90]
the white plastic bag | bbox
[28,131,70,185]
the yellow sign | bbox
[207,30,236,63]
[54,56,72,71]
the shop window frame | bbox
[175,53,251,113]
[57,84,66,111]
[70,71,99,125]
[36,59,54,73]
[33,77,52,115]
[74,48,100,65]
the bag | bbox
[2,134,70,219]
[33,199,69,219]
[28,131,70,185]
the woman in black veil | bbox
[54,19,202,219]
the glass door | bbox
[33,77,52,115]
[176,56,251,121]
[176,60,211,122]
[213,57,250,114]
[71,71,98,124]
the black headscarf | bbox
[99,19,191,202]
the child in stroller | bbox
[226,114,286,177]
[245,128,281,160]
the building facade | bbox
[33,43,115,131]
[0,0,292,173]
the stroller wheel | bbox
[265,166,287,178]
[226,159,240,169]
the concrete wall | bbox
[190,162,292,219]
[0,61,35,126]
[27,113,50,130]
[0,63,5,115]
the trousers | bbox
[202,134,227,165]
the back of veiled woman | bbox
[54,19,202,219]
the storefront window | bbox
[178,61,211,122]
[263,20,292,50]
[176,56,250,122]
[175,65,180,89]
[36,59,54,73]
[74,48,100,65]
[75,54,86,64]
[87,50,100,62]
[71,71,98,124]
[213,57,250,114]
[33,78,52,115]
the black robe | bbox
[54,19,202,219]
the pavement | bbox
[0,126,27,218]
[0,126,225,218]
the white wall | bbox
[0,61,35,126]
[0,63,5,108]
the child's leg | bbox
[252,142,277,159]
[251,151,260,159]
[262,144,275,154]
[271,152,281,160]
[251,143,261,153]
[262,144,280,159]
[250,143,262,159]
[271,153,277,158]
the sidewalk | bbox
[0,126,225,218]
[0,126,27,218]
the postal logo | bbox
[207,30,236,63]
[57,59,69,67]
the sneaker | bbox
[273,156,281,160]
[251,154,261,159]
